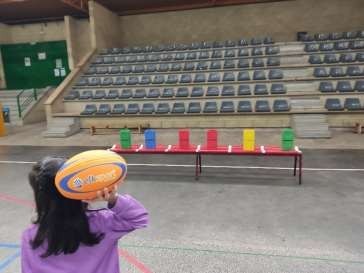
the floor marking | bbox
[0,250,20,272]
[119,249,153,273]
[1,160,364,172]
[0,193,34,208]
[121,244,364,266]
[0,244,20,249]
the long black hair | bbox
[28,157,104,258]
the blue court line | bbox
[0,250,21,272]
[0,244,20,249]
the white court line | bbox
[1,160,364,172]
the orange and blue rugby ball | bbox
[55,150,127,200]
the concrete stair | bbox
[42,117,80,138]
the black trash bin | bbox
[2,107,10,123]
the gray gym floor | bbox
[0,146,364,273]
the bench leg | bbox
[195,154,199,180]
[293,155,297,176]
[299,155,303,185]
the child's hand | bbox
[96,185,118,208]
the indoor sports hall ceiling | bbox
[0,0,290,24]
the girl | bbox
[21,156,149,273]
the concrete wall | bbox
[119,0,364,46]
[89,1,121,49]
[65,17,91,69]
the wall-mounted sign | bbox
[38,52,46,60]
[24,57,31,67]
[55,59,62,68]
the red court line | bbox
[119,249,153,273]
[0,192,153,273]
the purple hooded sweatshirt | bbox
[21,194,149,273]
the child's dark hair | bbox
[28,157,104,258]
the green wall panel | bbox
[0,41,70,89]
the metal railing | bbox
[16,88,39,118]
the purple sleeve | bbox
[94,194,149,238]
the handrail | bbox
[16,88,40,118]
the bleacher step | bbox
[291,114,331,138]
[43,117,80,138]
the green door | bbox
[0,41,70,89]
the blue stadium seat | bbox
[238,48,249,57]
[325,98,343,111]
[347,66,364,76]
[253,70,266,80]
[183,62,195,71]
[324,54,338,64]
[111,104,125,114]
[344,98,362,110]
[251,38,263,45]
[220,101,235,113]
[212,50,223,58]
[267,57,280,66]
[309,55,323,64]
[330,67,346,77]
[114,76,126,86]
[206,86,220,96]
[305,43,319,52]
[254,84,268,95]
[225,40,236,47]
[107,89,119,99]
[203,102,218,113]
[329,32,343,40]
[213,41,224,48]
[315,33,329,41]
[109,66,120,74]
[126,103,140,114]
[156,103,170,114]
[187,52,197,60]
[127,76,139,85]
[197,61,208,70]
[180,74,192,83]
[238,59,250,68]
[81,104,97,115]
[350,40,364,49]
[194,73,206,83]
[208,72,221,82]
[225,50,235,58]
[102,77,113,86]
[252,58,265,67]
[161,54,173,61]
[166,75,178,84]
[147,88,160,98]
[120,89,132,99]
[64,90,79,100]
[133,65,145,73]
[340,53,355,63]
[80,90,93,100]
[85,66,96,75]
[89,77,101,86]
[252,47,264,56]
[93,90,106,99]
[210,61,222,69]
[273,100,290,112]
[336,81,353,92]
[314,67,329,77]
[320,43,334,51]
[344,31,358,39]
[334,41,349,51]
[238,71,251,81]
[269,69,283,79]
[141,103,155,114]
[319,82,335,93]
[221,85,235,96]
[265,46,280,55]
[188,102,201,113]
[255,100,271,112]
[237,101,252,112]
[356,53,364,62]
[264,37,274,44]
[96,104,111,115]
[162,88,175,97]
[223,72,235,82]
[238,85,251,95]
[191,87,204,97]
[158,63,170,72]
[152,75,164,84]
[270,83,286,94]
[145,64,157,72]
[133,89,146,98]
[355,80,364,92]
[176,87,189,97]
[175,53,185,60]
[171,63,182,71]
[224,60,235,69]
[140,75,151,85]
[96,67,108,74]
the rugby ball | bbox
[55,150,127,200]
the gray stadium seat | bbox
[189,42,201,50]
[92,57,103,64]
[194,73,206,83]
[273,100,290,112]
[114,76,126,86]
[315,33,329,41]
[252,58,265,67]
[184,62,195,71]
[208,72,221,82]
[115,56,126,63]
[81,104,97,115]
[337,81,353,92]
[252,47,264,56]
[340,53,355,63]
[102,77,113,86]
[330,67,346,77]
[345,98,362,110]
[269,69,283,79]
[309,55,323,64]
[325,98,343,111]
[127,76,139,85]
[202,41,213,49]
[347,66,364,76]
[85,66,96,75]
[238,71,251,81]
[96,67,108,74]
[187,52,197,60]
[320,43,334,51]
[314,67,329,77]
[220,101,235,113]
[301,34,313,42]
[251,38,263,45]
[225,40,236,47]
[344,31,358,39]
[126,104,140,114]
[156,103,170,114]
[161,54,173,61]
[80,90,93,100]
[153,75,165,84]
[225,50,235,58]
[166,75,178,84]
[210,61,222,69]
[158,63,169,72]
[89,77,101,86]
[172,102,186,114]
[120,89,132,99]
[237,101,252,112]
[334,41,349,51]
[133,65,144,73]
[203,102,218,113]
[206,86,220,96]
[176,87,189,97]
[221,85,235,96]
[175,53,185,60]
[188,102,201,113]
[238,48,249,57]
[329,32,343,40]
[197,62,208,70]
[264,37,274,44]
[223,72,235,82]
[357,30,364,38]
[224,60,235,69]
[147,88,160,98]
[149,55,160,62]
[238,39,249,46]
[253,70,267,80]
[171,63,182,71]
[191,87,204,97]
[265,46,280,55]
[356,53,364,62]
[145,64,157,72]
[103,56,114,64]
[212,50,223,58]
[238,59,250,68]
[305,43,319,52]
[180,74,192,83]
[133,89,146,98]
[126,55,137,63]
[270,83,287,94]
[137,55,146,62]
[140,75,151,85]
[64,90,79,100]
[319,82,335,92]
[255,100,271,112]
[96,104,111,115]
[109,66,120,74]
[141,103,155,114]
[350,41,364,49]
[238,85,251,95]
[199,51,210,59]
[162,88,175,97]
[107,89,119,99]
[324,54,338,64]
[93,90,106,99]
[213,41,224,48]
[111,104,125,114]
[355,80,364,92]
[254,84,268,95]
[267,57,280,66]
